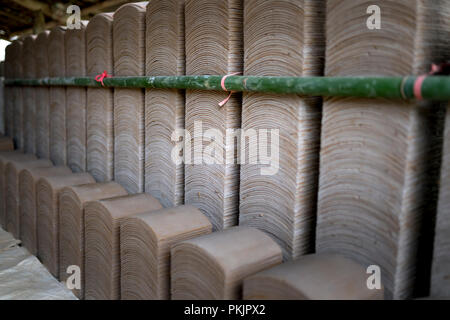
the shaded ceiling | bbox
[0,0,131,40]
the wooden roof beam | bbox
[12,0,53,17]
[12,0,68,24]
[8,0,132,39]
[80,0,130,17]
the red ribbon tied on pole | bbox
[95,70,111,87]
[218,72,241,107]
[414,62,450,100]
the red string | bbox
[413,75,427,100]
[218,72,241,107]
[413,62,450,100]
[95,70,111,87]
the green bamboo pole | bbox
[4,75,450,101]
